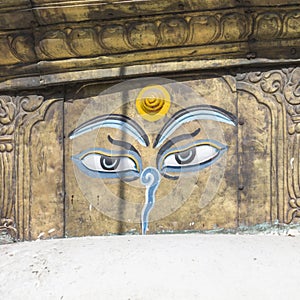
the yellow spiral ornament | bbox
[136,85,171,122]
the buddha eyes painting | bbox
[69,78,237,234]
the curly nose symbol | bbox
[140,167,161,235]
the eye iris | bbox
[100,156,120,170]
[175,148,196,165]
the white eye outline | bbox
[158,139,227,177]
[72,148,142,180]
[82,153,137,173]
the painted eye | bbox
[174,148,196,165]
[165,145,218,167]
[72,149,141,180]
[100,156,120,170]
[159,140,227,176]
[82,153,138,174]
[82,154,136,172]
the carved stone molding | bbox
[236,67,300,224]
[0,3,299,81]
[4,8,300,63]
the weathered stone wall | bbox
[0,0,299,240]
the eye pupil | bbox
[175,148,196,165]
[100,156,120,170]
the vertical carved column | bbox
[0,95,63,240]
[0,96,15,217]
[0,96,16,240]
[237,67,300,224]
[282,68,300,222]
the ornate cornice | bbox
[0,1,299,84]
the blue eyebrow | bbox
[153,105,237,148]
[69,114,149,147]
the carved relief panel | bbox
[237,68,300,225]
[0,93,64,240]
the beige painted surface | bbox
[65,76,238,236]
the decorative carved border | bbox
[8,8,300,62]
[0,95,60,240]
[0,6,299,78]
[237,67,300,223]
